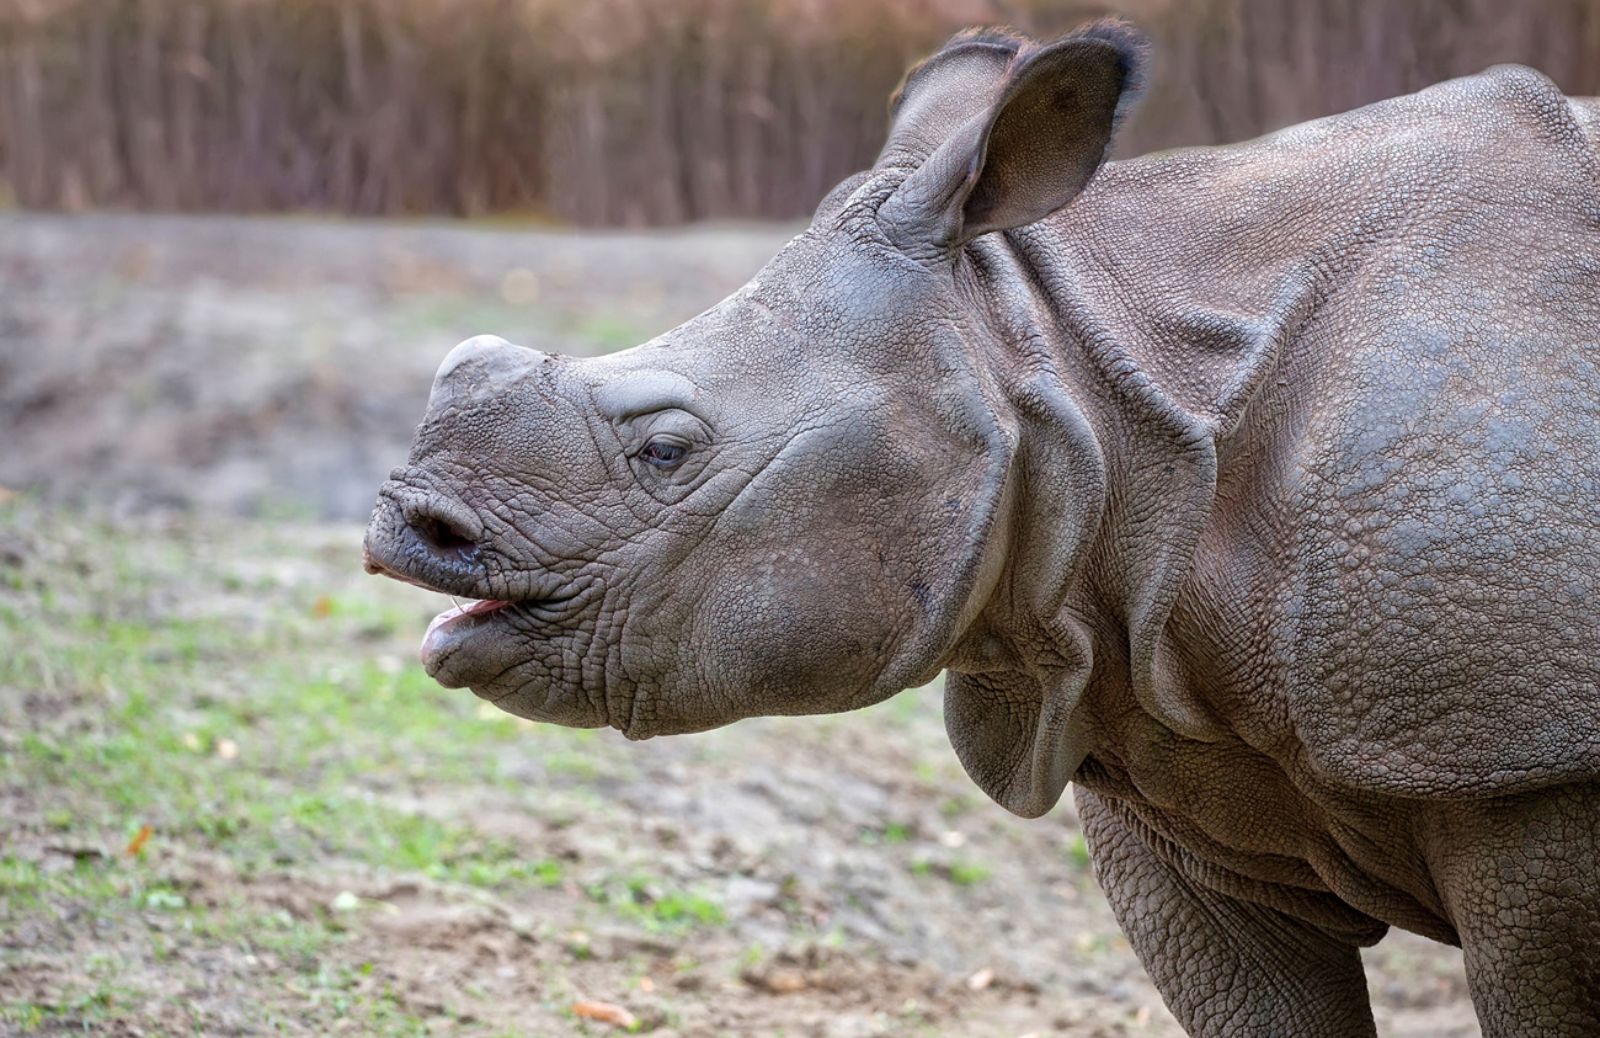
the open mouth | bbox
[369,569,585,682]
[362,549,526,675]
[360,493,593,695]
[404,586,585,697]
[421,597,515,666]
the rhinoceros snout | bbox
[362,484,488,599]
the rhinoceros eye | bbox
[639,438,687,470]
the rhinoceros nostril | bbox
[413,513,478,558]
[380,484,485,569]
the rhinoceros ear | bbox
[878,28,1030,171]
[879,21,1146,251]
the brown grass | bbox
[1,0,1597,224]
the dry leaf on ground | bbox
[124,824,153,857]
[572,1000,638,1030]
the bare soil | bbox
[0,212,785,519]
[0,213,1479,1036]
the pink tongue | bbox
[420,600,510,662]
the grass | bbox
[908,858,991,887]
[0,497,668,1034]
[5,642,557,883]
[0,517,605,878]
[1,986,130,1034]
[0,493,1141,1036]
[585,874,726,932]
[1066,831,1093,872]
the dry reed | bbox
[1,0,1596,223]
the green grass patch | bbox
[1066,831,1092,871]
[0,500,696,1033]
[1,985,130,1034]
[586,874,725,932]
[572,312,650,352]
[859,821,913,846]
[0,502,588,895]
[908,858,991,887]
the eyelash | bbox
[639,439,687,469]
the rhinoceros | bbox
[363,20,1600,1036]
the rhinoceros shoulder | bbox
[1241,72,1600,798]
[1043,67,1600,800]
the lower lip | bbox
[420,599,513,665]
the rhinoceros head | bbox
[363,23,1144,762]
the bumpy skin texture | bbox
[364,22,1600,1037]
[1078,788,1379,1036]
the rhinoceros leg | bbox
[1423,784,1600,1037]
[1077,788,1377,1037]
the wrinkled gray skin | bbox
[364,21,1600,1036]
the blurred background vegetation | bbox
[3,0,1599,225]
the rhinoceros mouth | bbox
[363,538,585,686]
[420,597,514,667]
[416,590,583,674]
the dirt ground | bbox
[0,213,1480,1036]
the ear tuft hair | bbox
[1061,17,1150,128]
[889,19,1148,135]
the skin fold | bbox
[364,21,1600,1036]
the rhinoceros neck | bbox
[957,218,1244,747]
